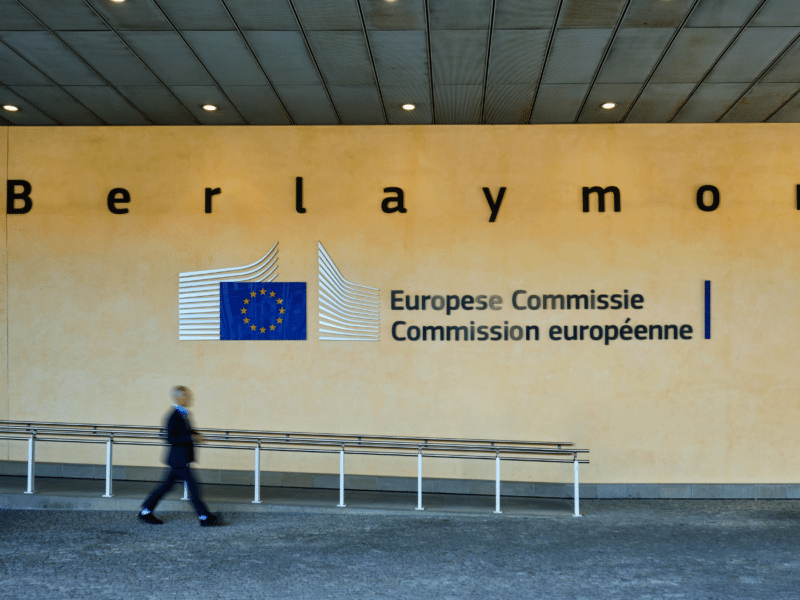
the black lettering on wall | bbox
[582,186,621,212]
[205,187,221,214]
[482,187,506,222]
[107,188,130,214]
[7,180,33,214]
[696,185,719,212]
[296,177,306,213]
[382,187,407,213]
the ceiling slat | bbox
[19,0,108,31]
[121,31,215,86]
[167,85,245,124]
[8,84,103,124]
[273,85,339,124]
[621,0,695,28]
[0,31,105,85]
[487,30,549,85]
[0,42,51,85]
[650,28,738,83]
[626,82,696,122]
[686,0,760,27]
[291,0,362,31]
[721,82,800,122]
[221,85,293,125]
[596,28,675,83]
[182,31,268,86]
[85,0,172,31]
[244,31,324,86]
[116,85,196,125]
[306,31,376,86]
[530,83,590,123]
[431,30,489,85]
[433,84,482,123]
[59,31,159,86]
[672,82,750,122]
[154,0,235,30]
[493,0,559,29]
[361,0,426,30]
[428,0,493,30]
[62,85,150,125]
[541,29,613,84]
[328,84,385,124]
[483,84,532,123]
[706,27,800,83]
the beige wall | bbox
[4,124,800,483]
[1,127,7,460]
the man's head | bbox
[171,385,193,408]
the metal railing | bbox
[0,420,590,516]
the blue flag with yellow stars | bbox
[220,282,306,340]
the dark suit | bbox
[142,407,210,517]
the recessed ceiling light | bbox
[202,104,218,111]
[601,102,616,110]
[111,0,125,3]
[402,103,415,111]
[3,105,19,112]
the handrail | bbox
[0,420,589,516]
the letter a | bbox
[382,187,407,213]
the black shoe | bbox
[138,511,163,525]
[199,513,219,527]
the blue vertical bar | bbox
[704,280,711,339]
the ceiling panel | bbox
[116,85,196,125]
[0,0,45,30]
[0,85,56,124]
[578,82,642,122]
[154,0,235,30]
[0,31,104,85]
[650,27,737,83]
[707,27,800,83]
[121,31,214,86]
[63,85,150,125]
[767,90,800,121]
[85,0,173,31]
[761,37,800,83]
[0,42,51,85]
[625,82,695,122]
[672,82,749,122]
[530,83,590,123]
[369,30,430,89]
[361,0,426,30]
[433,84,482,123]
[487,29,549,85]
[306,31,375,86]
[182,31,267,86]
[431,30,488,85]
[381,84,432,124]
[686,0,758,27]
[541,29,613,84]
[168,85,245,124]
[483,84,532,123]
[560,0,627,29]
[273,85,339,125]
[19,0,108,31]
[428,0,492,30]
[224,0,298,30]
[621,0,696,28]
[291,0,362,31]
[720,82,800,122]
[752,0,800,27]
[59,31,159,86]
[596,28,675,83]
[328,84,385,124]
[9,84,103,124]
[244,31,323,86]
[221,84,292,125]
[493,0,559,29]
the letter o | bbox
[431,296,445,310]
[407,326,421,341]
[590,326,603,340]
[527,295,541,310]
[696,185,720,212]
[509,326,523,341]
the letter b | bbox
[7,180,33,214]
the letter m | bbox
[582,186,621,212]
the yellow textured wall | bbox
[1,127,7,459]
[4,124,800,483]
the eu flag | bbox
[220,282,306,340]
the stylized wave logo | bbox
[318,242,379,341]
[179,243,279,340]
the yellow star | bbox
[260,327,266,333]
[241,308,247,314]
[250,291,256,298]
[251,325,256,331]
[270,291,276,297]
[277,318,283,324]
[243,318,250,324]
[260,289,266,295]
[279,308,285,314]
[277,298,283,304]
[270,325,276,331]
[244,298,249,304]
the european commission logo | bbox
[178,242,378,341]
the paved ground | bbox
[2,484,800,599]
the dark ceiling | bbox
[1,0,799,126]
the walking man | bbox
[138,385,219,526]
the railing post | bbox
[337,445,346,507]
[252,441,262,504]
[25,431,36,494]
[494,451,502,514]
[416,447,424,511]
[182,480,189,501]
[573,453,581,517]
[102,436,113,498]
